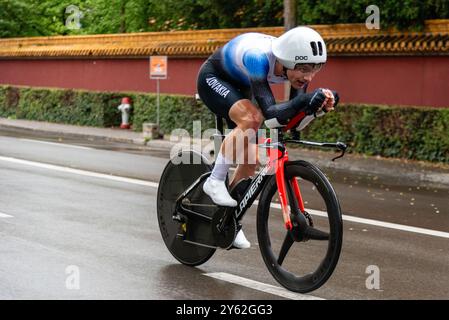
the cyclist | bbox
[197,26,337,249]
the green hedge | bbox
[300,104,449,163]
[0,85,448,163]
[0,85,122,127]
[0,85,216,134]
[131,93,215,134]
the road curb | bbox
[0,121,145,145]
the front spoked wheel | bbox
[257,160,343,293]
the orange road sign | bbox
[150,56,167,79]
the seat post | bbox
[213,115,225,160]
[215,115,224,135]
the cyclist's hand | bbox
[305,89,327,115]
[313,89,340,114]
[332,90,340,109]
[320,89,339,113]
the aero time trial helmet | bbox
[272,26,327,70]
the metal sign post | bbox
[156,78,160,125]
[150,56,168,126]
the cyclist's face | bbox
[286,63,323,89]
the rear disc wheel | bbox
[157,151,216,266]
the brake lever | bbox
[331,142,347,162]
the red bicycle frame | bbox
[264,137,306,231]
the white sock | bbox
[210,152,232,181]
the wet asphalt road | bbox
[0,131,448,300]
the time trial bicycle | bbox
[157,110,347,293]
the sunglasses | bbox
[293,63,325,73]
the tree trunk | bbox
[120,0,126,33]
[283,0,297,100]
[284,0,296,31]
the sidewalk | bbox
[1,118,449,188]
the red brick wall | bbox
[1,56,448,107]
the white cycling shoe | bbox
[233,229,251,249]
[203,177,237,207]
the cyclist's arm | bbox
[288,83,329,131]
[243,50,320,123]
[290,84,337,115]
[251,80,330,126]
[243,49,332,126]
[242,49,276,108]
[289,83,308,100]
[256,85,330,126]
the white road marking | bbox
[0,156,158,188]
[0,212,13,218]
[257,201,449,239]
[1,155,448,239]
[19,138,93,150]
[204,272,324,300]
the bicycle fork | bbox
[265,138,306,231]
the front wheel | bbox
[257,160,343,293]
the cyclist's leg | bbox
[197,61,246,206]
[226,99,263,189]
[197,62,263,193]
[220,99,262,249]
[230,162,258,189]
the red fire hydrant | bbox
[118,97,132,129]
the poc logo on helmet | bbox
[295,55,308,61]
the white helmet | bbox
[272,26,327,70]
